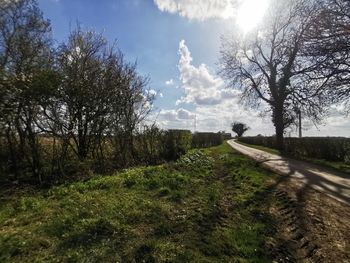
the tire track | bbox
[269,190,319,262]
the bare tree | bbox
[0,1,155,183]
[306,0,350,110]
[53,28,112,160]
[0,0,53,182]
[220,0,334,151]
[107,58,154,167]
[39,26,153,168]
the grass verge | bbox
[0,142,278,262]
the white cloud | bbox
[153,99,273,134]
[159,108,195,120]
[177,39,238,106]
[154,108,196,130]
[146,40,268,133]
[149,39,271,134]
[153,0,235,21]
[165,79,174,85]
[302,104,350,137]
[177,108,194,119]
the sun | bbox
[236,0,270,32]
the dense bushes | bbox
[0,121,228,185]
[0,0,229,186]
[134,125,167,165]
[192,132,228,148]
[164,130,193,160]
[238,136,350,163]
[238,136,277,149]
[135,128,194,163]
[0,1,154,184]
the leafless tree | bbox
[0,0,53,182]
[220,0,334,151]
[53,28,111,160]
[305,0,350,111]
[107,58,154,167]
[39,26,153,168]
[0,1,155,183]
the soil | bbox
[227,140,350,262]
[268,176,350,263]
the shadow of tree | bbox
[256,155,350,205]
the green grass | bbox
[237,140,350,175]
[0,143,278,262]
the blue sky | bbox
[38,0,349,136]
[38,0,228,109]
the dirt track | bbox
[228,140,350,262]
[227,140,350,205]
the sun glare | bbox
[236,0,269,32]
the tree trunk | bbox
[6,126,19,180]
[273,107,285,152]
[29,137,42,184]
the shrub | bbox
[164,130,192,160]
[192,132,224,148]
[134,125,166,165]
[177,149,214,168]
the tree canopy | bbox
[231,122,250,137]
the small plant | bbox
[207,183,223,205]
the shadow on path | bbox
[228,140,350,205]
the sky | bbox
[37,0,349,137]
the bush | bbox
[164,130,192,160]
[134,125,167,165]
[1,126,228,186]
[239,136,350,163]
[192,132,224,148]
[177,149,214,169]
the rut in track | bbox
[269,189,319,262]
